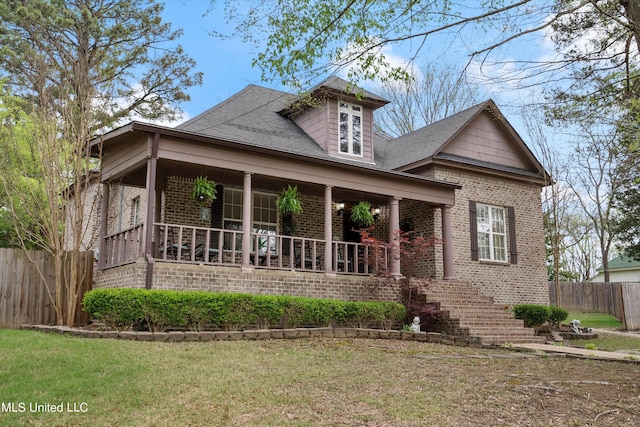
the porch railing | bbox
[102,224,144,269]
[103,222,389,275]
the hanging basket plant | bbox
[350,201,375,227]
[276,185,302,245]
[276,185,303,215]
[191,176,217,203]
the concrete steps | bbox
[407,279,545,345]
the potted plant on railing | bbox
[192,176,217,203]
[276,185,303,255]
[350,201,375,228]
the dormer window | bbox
[339,102,362,156]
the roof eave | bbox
[94,121,461,191]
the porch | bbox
[94,123,460,291]
[102,222,388,275]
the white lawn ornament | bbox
[409,316,421,332]
[569,319,582,334]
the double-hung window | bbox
[476,204,507,262]
[131,196,141,227]
[222,188,278,251]
[338,102,362,156]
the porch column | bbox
[98,182,109,271]
[389,197,401,277]
[144,132,159,290]
[324,185,333,274]
[442,205,456,280]
[242,172,252,268]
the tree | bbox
[374,63,485,137]
[210,0,640,94]
[612,106,640,260]
[562,123,624,283]
[0,0,202,326]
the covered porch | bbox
[95,123,459,290]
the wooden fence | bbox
[549,281,640,330]
[0,249,93,328]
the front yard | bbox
[1,329,640,426]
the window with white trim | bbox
[131,196,141,226]
[222,188,278,251]
[338,101,362,156]
[476,204,506,262]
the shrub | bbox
[512,304,551,330]
[82,289,406,332]
[548,306,569,328]
[82,288,145,330]
[141,291,187,332]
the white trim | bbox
[338,101,363,157]
[476,203,507,262]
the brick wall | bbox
[399,200,439,278]
[94,259,147,289]
[95,262,402,303]
[106,184,147,236]
[432,166,549,305]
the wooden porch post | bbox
[389,197,401,277]
[98,182,109,271]
[442,205,456,280]
[242,172,252,269]
[324,185,333,274]
[144,133,159,290]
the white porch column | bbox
[442,205,456,280]
[242,172,252,268]
[324,185,334,274]
[389,197,401,277]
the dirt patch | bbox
[228,339,640,426]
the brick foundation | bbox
[95,261,402,303]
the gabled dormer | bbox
[280,76,388,164]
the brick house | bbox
[92,77,550,307]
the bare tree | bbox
[564,124,623,283]
[374,63,485,137]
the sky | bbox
[158,0,559,140]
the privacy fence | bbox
[549,281,640,330]
[0,249,93,328]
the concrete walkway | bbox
[512,329,640,362]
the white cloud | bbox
[334,38,417,84]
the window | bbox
[131,196,141,226]
[222,188,278,251]
[338,102,362,156]
[476,204,506,262]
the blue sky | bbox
[159,0,557,138]
[161,1,273,122]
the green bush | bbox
[512,304,551,329]
[548,306,569,328]
[82,289,406,332]
[82,288,145,330]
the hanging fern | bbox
[192,176,217,202]
[350,201,374,227]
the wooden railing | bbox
[102,224,144,269]
[103,222,389,275]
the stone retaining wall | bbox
[21,324,489,348]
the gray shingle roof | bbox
[175,83,421,177]
[176,83,545,181]
[310,76,388,104]
[176,85,329,159]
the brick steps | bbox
[407,279,545,345]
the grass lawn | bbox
[562,311,640,351]
[566,311,624,329]
[2,329,640,426]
